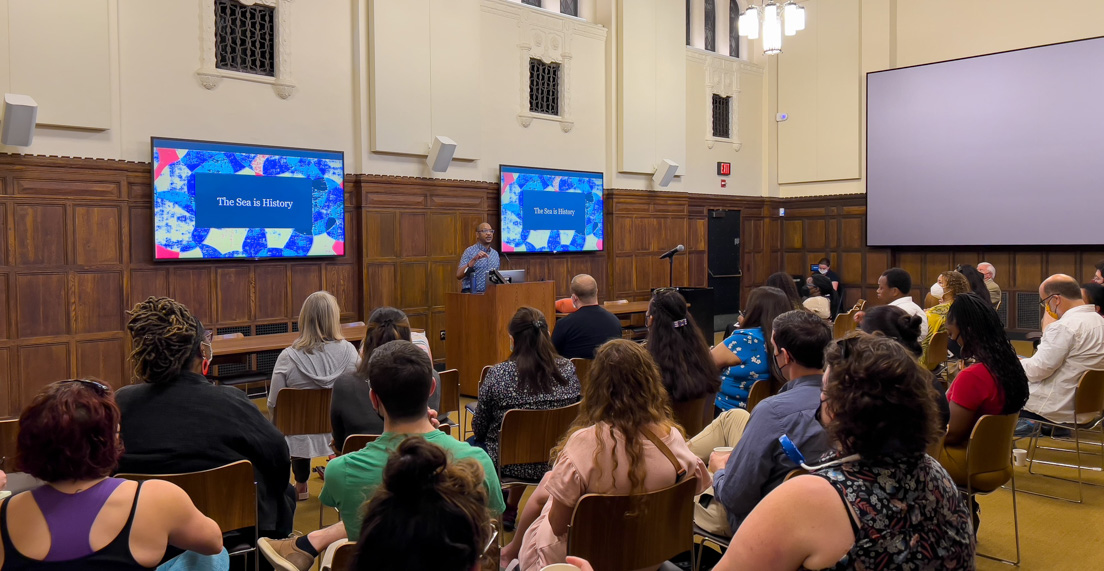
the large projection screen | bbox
[866,37,1104,247]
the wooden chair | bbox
[437,368,461,436]
[924,293,941,309]
[0,419,18,472]
[961,413,1021,565]
[852,299,866,311]
[340,434,379,456]
[671,395,712,438]
[462,365,493,440]
[570,357,593,388]
[832,309,857,339]
[745,380,772,414]
[117,460,258,570]
[567,477,698,571]
[319,540,357,571]
[923,330,950,371]
[498,402,582,486]
[272,388,333,524]
[1025,369,1104,503]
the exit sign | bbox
[717,162,731,176]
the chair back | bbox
[329,542,358,571]
[852,299,867,311]
[1073,369,1104,419]
[832,310,857,339]
[924,331,950,370]
[671,395,712,438]
[567,477,697,571]
[924,293,940,308]
[746,380,772,413]
[438,368,460,419]
[117,460,257,533]
[498,402,581,469]
[341,434,379,456]
[784,467,808,481]
[0,419,18,472]
[273,388,333,436]
[965,412,1019,494]
[570,357,592,387]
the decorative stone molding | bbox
[195,0,297,99]
[704,54,742,151]
[515,8,576,132]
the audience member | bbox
[862,267,929,340]
[815,258,843,313]
[1015,275,1104,437]
[550,274,623,359]
[1094,260,1104,285]
[502,340,710,569]
[802,274,835,320]
[956,264,993,307]
[117,297,295,538]
[471,306,579,527]
[701,311,832,536]
[939,294,1029,488]
[331,307,441,450]
[1083,282,1104,316]
[6,380,224,569]
[646,288,721,403]
[259,341,504,570]
[859,305,950,427]
[765,271,804,310]
[922,270,969,368]
[715,333,975,570]
[353,436,494,571]
[711,287,791,411]
[977,261,1002,306]
[269,291,359,501]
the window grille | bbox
[215,0,276,77]
[256,350,281,374]
[1016,292,1041,330]
[255,322,289,336]
[712,94,731,138]
[529,59,561,116]
[521,0,541,6]
[560,0,578,16]
[704,0,716,52]
[729,0,740,58]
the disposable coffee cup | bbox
[540,565,582,571]
[713,446,734,454]
[1013,448,1028,467]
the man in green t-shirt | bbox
[258,340,505,571]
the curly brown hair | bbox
[939,270,970,301]
[18,380,124,482]
[126,296,203,384]
[551,339,677,498]
[823,332,941,459]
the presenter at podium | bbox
[456,222,501,293]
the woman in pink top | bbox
[939,293,1029,484]
[500,339,710,570]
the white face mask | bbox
[818,268,828,275]
[931,283,944,298]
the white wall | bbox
[0,0,767,198]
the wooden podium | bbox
[445,281,555,396]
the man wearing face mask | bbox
[698,310,833,536]
[1014,274,1104,438]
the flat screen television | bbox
[499,165,604,253]
[151,137,345,261]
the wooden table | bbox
[556,301,653,319]
[210,324,425,361]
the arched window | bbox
[704,0,716,52]
[729,0,740,58]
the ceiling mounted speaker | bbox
[426,135,457,173]
[2,93,37,147]
[653,159,679,188]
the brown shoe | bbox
[257,536,315,571]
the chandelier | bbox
[738,1,806,55]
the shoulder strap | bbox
[641,427,687,482]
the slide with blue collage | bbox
[500,166,603,253]
[151,138,345,260]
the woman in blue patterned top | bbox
[710,287,791,412]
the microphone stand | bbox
[668,255,674,288]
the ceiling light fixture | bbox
[739,1,805,55]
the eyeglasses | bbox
[64,379,110,395]
[203,329,214,344]
[481,523,499,560]
[478,229,495,235]
[1039,294,1058,309]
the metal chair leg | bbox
[974,468,1021,565]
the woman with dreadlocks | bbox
[116,296,296,539]
[938,292,1029,484]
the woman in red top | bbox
[939,293,1029,485]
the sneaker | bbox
[1013,419,1037,439]
[257,536,316,571]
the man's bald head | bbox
[1041,274,1084,300]
[570,274,599,305]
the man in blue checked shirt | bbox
[456,222,500,294]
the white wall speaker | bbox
[652,159,679,188]
[426,135,457,172]
[1,94,38,147]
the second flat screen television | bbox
[500,165,604,253]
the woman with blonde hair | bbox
[270,291,359,500]
[921,270,969,368]
[500,339,710,570]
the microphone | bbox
[659,244,685,260]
